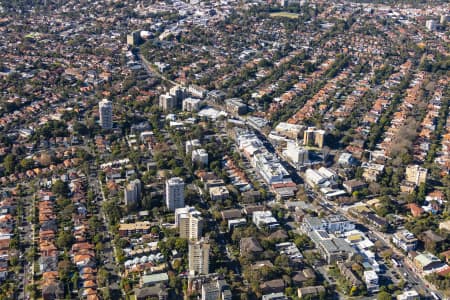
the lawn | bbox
[269,12,300,19]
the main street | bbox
[249,121,445,299]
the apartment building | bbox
[99,99,112,129]
[175,206,203,240]
[189,238,210,275]
[166,177,185,211]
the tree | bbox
[377,291,392,300]
[173,166,183,177]
[175,238,188,253]
[380,249,393,260]
[58,259,73,283]
[294,234,313,250]
[97,267,109,288]
[274,254,289,268]
[4,154,15,174]
[57,230,74,250]
[20,158,34,170]
[73,122,89,135]
[374,240,384,250]
[52,180,69,197]
[39,152,53,166]
[71,272,79,290]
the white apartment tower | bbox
[124,179,142,206]
[165,177,185,211]
[192,149,209,166]
[189,238,210,275]
[99,99,113,129]
[175,206,203,240]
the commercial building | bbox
[192,149,208,166]
[413,252,442,272]
[274,122,304,139]
[189,238,210,275]
[236,128,295,198]
[302,215,356,264]
[225,98,247,115]
[283,141,309,167]
[393,230,417,252]
[301,215,355,234]
[303,127,325,148]
[174,206,203,240]
[304,167,338,189]
[247,116,269,129]
[99,99,112,129]
[165,177,185,211]
[253,152,290,184]
[124,179,142,206]
[364,270,379,293]
[309,230,356,264]
[201,279,231,300]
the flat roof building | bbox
[166,177,185,211]
[253,211,279,230]
[99,99,112,129]
[175,206,203,241]
[189,238,210,275]
[393,230,417,252]
[140,273,169,287]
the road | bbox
[136,52,178,86]
[96,176,125,299]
